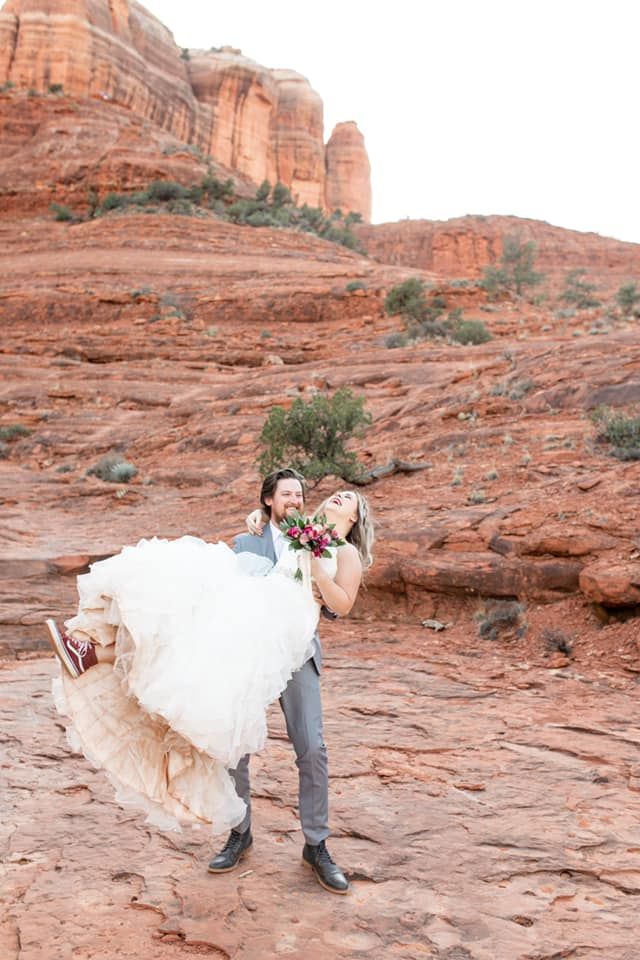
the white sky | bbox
[143,0,639,243]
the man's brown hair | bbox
[260,468,307,518]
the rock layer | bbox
[3,638,640,959]
[0,1,371,216]
[357,214,640,284]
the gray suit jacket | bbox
[233,525,322,674]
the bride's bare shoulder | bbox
[337,541,361,566]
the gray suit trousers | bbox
[229,656,329,846]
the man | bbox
[207,467,349,894]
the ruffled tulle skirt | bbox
[53,536,319,834]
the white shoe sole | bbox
[45,618,80,678]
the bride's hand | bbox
[246,509,267,535]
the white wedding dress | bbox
[53,536,336,834]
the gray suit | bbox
[229,525,329,845]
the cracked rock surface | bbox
[2,624,639,960]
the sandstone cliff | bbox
[357,215,640,285]
[0,0,371,216]
[325,121,372,221]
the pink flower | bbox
[299,533,310,545]
[287,526,301,538]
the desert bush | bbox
[50,203,74,222]
[384,278,426,319]
[166,198,194,216]
[592,407,640,460]
[258,387,371,483]
[147,180,189,203]
[346,281,366,293]
[48,83,64,94]
[0,424,31,441]
[87,453,137,483]
[385,332,408,348]
[560,270,601,309]
[384,281,452,340]
[542,627,573,655]
[480,235,544,298]
[476,601,527,641]
[493,378,535,400]
[202,175,235,202]
[617,282,640,315]
[272,182,292,208]
[450,319,492,345]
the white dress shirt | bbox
[270,522,285,560]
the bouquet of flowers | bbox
[279,511,345,581]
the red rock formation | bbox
[0,0,372,216]
[357,215,640,286]
[325,121,371,221]
[187,50,278,186]
[272,69,325,208]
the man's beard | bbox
[271,505,302,526]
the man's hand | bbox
[246,509,267,535]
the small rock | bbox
[421,619,450,631]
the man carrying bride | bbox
[46,466,374,895]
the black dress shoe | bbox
[208,829,253,873]
[302,840,350,894]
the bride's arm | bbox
[246,509,268,535]
[310,545,362,617]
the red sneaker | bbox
[45,619,98,678]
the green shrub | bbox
[617,282,640,315]
[167,198,194,216]
[385,332,408,348]
[202,175,235,202]
[87,453,137,483]
[481,235,544,298]
[384,281,453,341]
[50,203,74,222]
[592,407,640,460]
[258,387,371,483]
[272,182,292,208]
[256,180,271,202]
[450,319,492,345]
[560,270,601,309]
[48,83,64,94]
[101,192,129,211]
[147,180,189,202]
[0,424,31,441]
[384,278,426,318]
[346,281,366,293]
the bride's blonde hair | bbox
[348,491,374,571]
[319,491,374,571]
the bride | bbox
[45,472,374,850]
